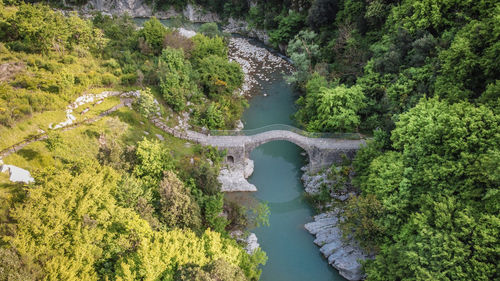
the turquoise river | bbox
[135,18,345,280]
[237,67,345,281]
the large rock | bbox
[304,210,371,281]
[223,18,270,45]
[245,233,259,254]
[0,164,34,184]
[218,158,256,192]
[231,230,260,254]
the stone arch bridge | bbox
[152,121,366,173]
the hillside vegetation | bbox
[0,2,264,281]
[0,0,498,280]
[146,0,498,279]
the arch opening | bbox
[226,155,235,163]
[246,139,312,168]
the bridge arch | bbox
[244,135,314,164]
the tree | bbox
[140,17,167,54]
[308,85,365,132]
[199,22,222,38]
[286,30,320,88]
[196,55,243,99]
[5,3,104,54]
[132,88,160,118]
[133,138,174,185]
[269,11,305,46]
[307,0,339,30]
[158,47,193,112]
[158,171,202,229]
[294,72,329,128]
[352,98,500,280]
[199,102,225,129]
[44,131,63,151]
[340,194,385,252]
[191,34,227,63]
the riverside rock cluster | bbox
[218,158,256,192]
[302,168,372,281]
[228,37,293,96]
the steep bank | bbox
[73,0,272,43]
[302,167,372,281]
[77,0,219,21]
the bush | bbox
[139,17,168,54]
[196,55,243,99]
[158,47,193,112]
[269,11,305,46]
[100,72,118,86]
[191,34,227,63]
[120,72,137,85]
[132,88,160,119]
[199,22,222,38]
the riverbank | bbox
[301,165,372,281]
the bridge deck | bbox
[152,118,365,151]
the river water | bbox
[134,18,344,280]
[236,70,344,281]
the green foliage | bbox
[269,11,305,45]
[133,137,174,185]
[197,55,243,98]
[4,3,105,54]
[248,202,270,228]
[340,194,385,252]
[307,0,338,31]
[294,72,329,128]
[352,98,500,280]
[176,259,247,281]
[198,102,225,129]
[199,22,222,38]
[434,15,500,102]
[191,34,228,63]
[3,160,261,280]
[44,130,62,151]
[158,171,202,229]
[306,85,365,132]
[139,17,167,54]
[8,162,123,280]
[286,30,320,88]
[203,193,229,233]
[158,47,193,111]
[132,88,160,118]
[0,4,119,127]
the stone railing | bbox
[208,124,363,140]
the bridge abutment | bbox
[308,148,360,173]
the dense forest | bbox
[0,0,499,280]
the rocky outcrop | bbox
[181,4,219,22]
[230,230,260,254]
[301,165,352,201]
[78,0,219,21]
[223,18,270,45]
[305,210,372,281]
[218,158,256,192]
[0,160,34,184]
[302,167,370,281]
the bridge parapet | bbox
[209,124,363,140]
